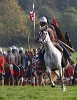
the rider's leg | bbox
[59,43,74,64]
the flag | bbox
[30,11,35,22]
[53,17,58,27]
[52,17,66,43]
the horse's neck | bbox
[44,34,54,52]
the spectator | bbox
[19,47,25,67]
[0,47,5,86]
[64,62,74,85]
[6,47,15,85]
[73,63,77,84]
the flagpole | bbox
[33,3,35,40]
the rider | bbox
[39,16,63,53]
[38,16,74,64]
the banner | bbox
[30,11,35,22]
[53,17,58,27]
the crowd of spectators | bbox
[0,46,77,86]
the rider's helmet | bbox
[39,16,47,27]
[39,16,47,23]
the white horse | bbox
[39,30,66,92]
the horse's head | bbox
[38,30,49,44]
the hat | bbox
[7,47,12,51]
[39,16,47,23]
[16,48,19,52]
[12,46,16,49]
[0,47,2,52]
[19,47,23,51]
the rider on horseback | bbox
[39,16,63,52]
[38,16,74,64]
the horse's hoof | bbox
[51,84,55,88]
[61,85,67,92]
[63,87,67,92]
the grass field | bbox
[71,52,77,63]
[0,85,77,100]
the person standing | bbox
[6,47,15,85]
[64,62,74,85]
[0,47,5,86]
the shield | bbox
[4,62,11,79]
[13,64,20,77]
[19,65,24,76]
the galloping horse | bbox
[39,30,66,91]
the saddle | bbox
[53,43,68,67]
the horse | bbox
[38,30,66,91]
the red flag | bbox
[30,11,35,22]
[53,17,58,27]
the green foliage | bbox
[71,52,77,63]
[58,7,77,49]
[0,0,30,46]
[38,5,59,19]
[55,0,71,11]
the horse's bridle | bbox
[39,30,47,42]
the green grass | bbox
[71,52,77,63]
[0,85,77,100]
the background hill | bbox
[0,0,77,50]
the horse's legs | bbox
[50,72,56,87]
[59,67,66,92]
[46,67,55,87]
[50,71,58,86]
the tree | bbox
[58,7,77,49]
[0,0,30,46]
